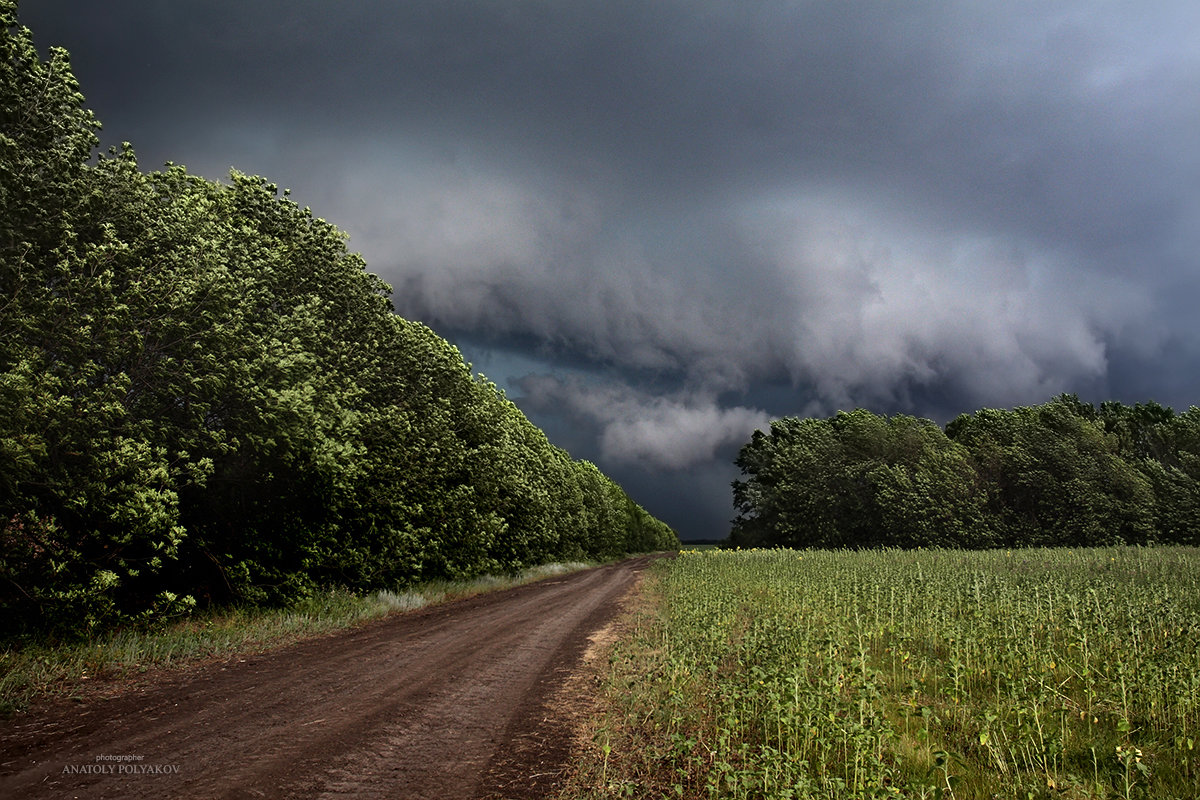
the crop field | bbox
[570,548,1200,799]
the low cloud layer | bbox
[518,376,770,471]
[24,0,1200,536]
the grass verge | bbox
[0,561,593,717]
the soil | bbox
[0,555,661,800]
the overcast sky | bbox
[23,1,1200,539]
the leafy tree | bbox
[0,8,189,634]
[946,398,1155,547]
[731,411,987,549]
[1096,400,1200,545]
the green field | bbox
[569,547,1200,799]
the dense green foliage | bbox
[0,4,675,640]
[573,548,1200,799]
[731,397,1200,549]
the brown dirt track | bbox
[0,555,660,800]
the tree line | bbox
[729,396,1200,550]
[0,4,676,641]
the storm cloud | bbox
[516,375,771,471]
[23,0,1200,537]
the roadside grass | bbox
[0,561,593,717]
[562,547,1200,800]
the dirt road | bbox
[0,556,659,799]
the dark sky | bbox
[21,1,1200,539]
